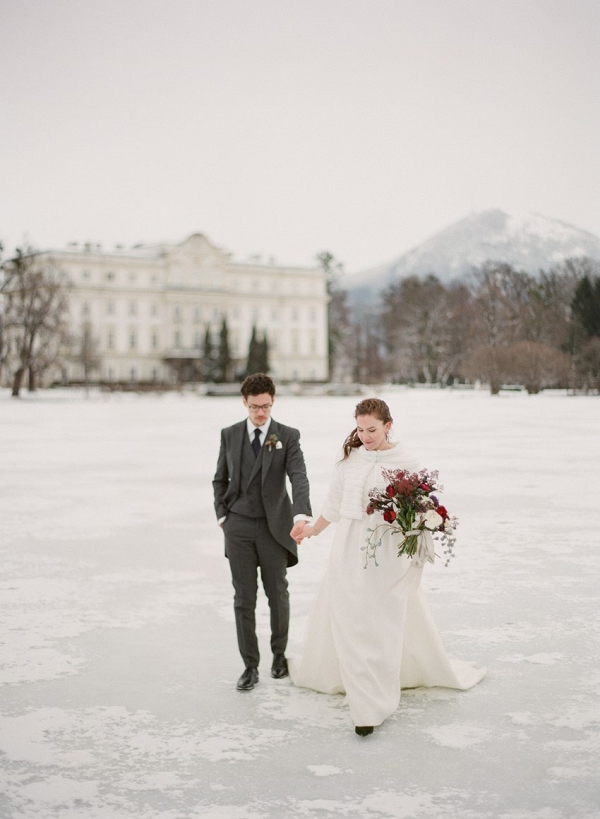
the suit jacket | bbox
[212,418,311,566]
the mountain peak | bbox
[346,210,600,301]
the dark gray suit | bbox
[213,419,311,667]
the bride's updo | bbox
[341,398,393,460]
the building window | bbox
[151,332,159,350]
[107,330,115,350]
[174,330,181,347]
[309,308,316,322]
[106,367,114,381]
[151,303,158,317]
[128,272,137,283]
[106,300,115,316]
[310,332,317,353]
[152,367,158,382]
[129,330,137,350]
[81,301,90,316]
[105,271,115,281]
[81,270,91,281]
[292,309,298,322]
[173,306,182,323]
[129,301,137,316]
[130,368,137,382]
[194,331,201,348]
[292,332,299,354]
[193,306,201,323]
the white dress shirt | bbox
[247,417,272,446]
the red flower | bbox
[419,483,430,491]
[383,509,397,523]
[437,505,448,519]
[386,485,396,498]
[366,505,375,516]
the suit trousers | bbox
[223,512,290,668]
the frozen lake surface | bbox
[1,386,599,818]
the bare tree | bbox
[463,263,539,393]
[71,321,102,388]
[381,275,470,385]
[1,247,69,396]
[504,341,571,394]
[316,251,352,382]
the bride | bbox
[288,398,486,736]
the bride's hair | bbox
[341,398,393,460]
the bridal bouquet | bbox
[363,468,458,568]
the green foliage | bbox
[571,275,600,338]
[246,325,269,375]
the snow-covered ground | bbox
[1,386,599,819]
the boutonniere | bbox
[265,433,282,451]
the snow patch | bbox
[307,765,343,776]
[498,652,564,665]
[506,712,538,725]
[424,723,490,748]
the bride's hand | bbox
[300,525,314,541]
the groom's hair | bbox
[241,373,276,399]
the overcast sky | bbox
[1,0,599,273]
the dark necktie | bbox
[252,428,262,457]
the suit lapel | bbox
[233,421,247,490]
[261,420,280,484]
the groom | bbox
[213,372,311,691]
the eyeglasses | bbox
[248,403,273,412]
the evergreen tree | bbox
[245,326,269,375]
[215,317,231,382]
[571,275,600,338]
[258,332,270,374]
[202,326,217,381]
[246,325,262,375]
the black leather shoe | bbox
[271,654,289,679]
[237,667,259,691]
[355,726,374,737]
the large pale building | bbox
[39,233,329,384]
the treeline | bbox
[326,257,600,394]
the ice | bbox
[1,386,599,818]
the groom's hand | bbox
[290,520,307,544]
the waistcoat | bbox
[229,436,267,518]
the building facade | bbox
[38,233,329,384]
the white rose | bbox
[423,509,443,529]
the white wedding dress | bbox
[288,443,486,727]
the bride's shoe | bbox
[355,726,374,737]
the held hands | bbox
[290,521,316,546]
[290,520,307,545]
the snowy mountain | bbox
[346,210,600,306]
